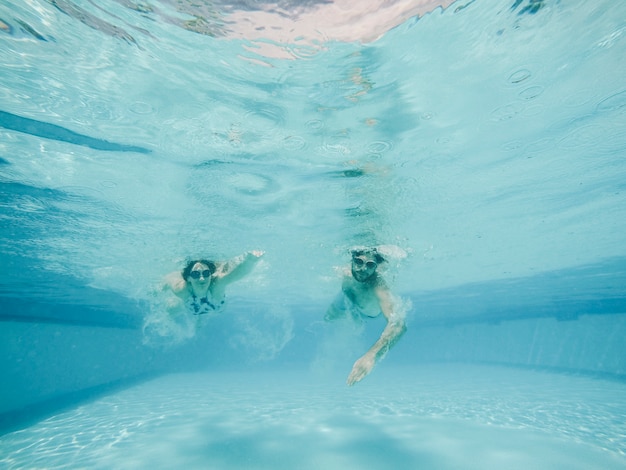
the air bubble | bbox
[508,69,531,84]
[597,90,626,113]
[100,180,117,189]
[282,135,306,150]
[306,119,324,130]
[490,103,522,121]
[366,141,392,153]
[519,86,544,100]
[130,102,155,114]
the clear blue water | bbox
[2,367,626,469]
[1,0,626,468]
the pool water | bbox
[2,365,626,469]
[1,0,626,467]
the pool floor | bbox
[1,364,625,469]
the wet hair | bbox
[350,248,385,265]
[182,259,217,281]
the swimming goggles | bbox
[352,257,377,269]
[190,269,212,279]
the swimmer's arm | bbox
[218,250,264,285]
[161,271,187,298]
[346,286,406,386]
[374,287,407,359]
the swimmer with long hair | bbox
[163,251,264,316]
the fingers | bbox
[346,355,375,386]
[346,373,357,386]
[347,371,365,386]
[346,365,367,386]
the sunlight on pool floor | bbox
[1,365,625,469]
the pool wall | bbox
[0,320,157,417]
[401,314,626,377]
[2,297,625,432]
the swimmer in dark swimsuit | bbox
[186,288,222,315]
[163,251,264,316]
[325,247,407,386]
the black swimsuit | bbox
[186,293,224,315]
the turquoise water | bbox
[1,0,626,468]
[2,367,626,469]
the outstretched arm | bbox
[218,250,264,285]
[346,286,406,386]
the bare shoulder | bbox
[164,271,187,295]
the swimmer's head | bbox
[182,259,216,284]
[350,248,385,283]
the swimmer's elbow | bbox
[390,318,406,337]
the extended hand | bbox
[346,353,376,386]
